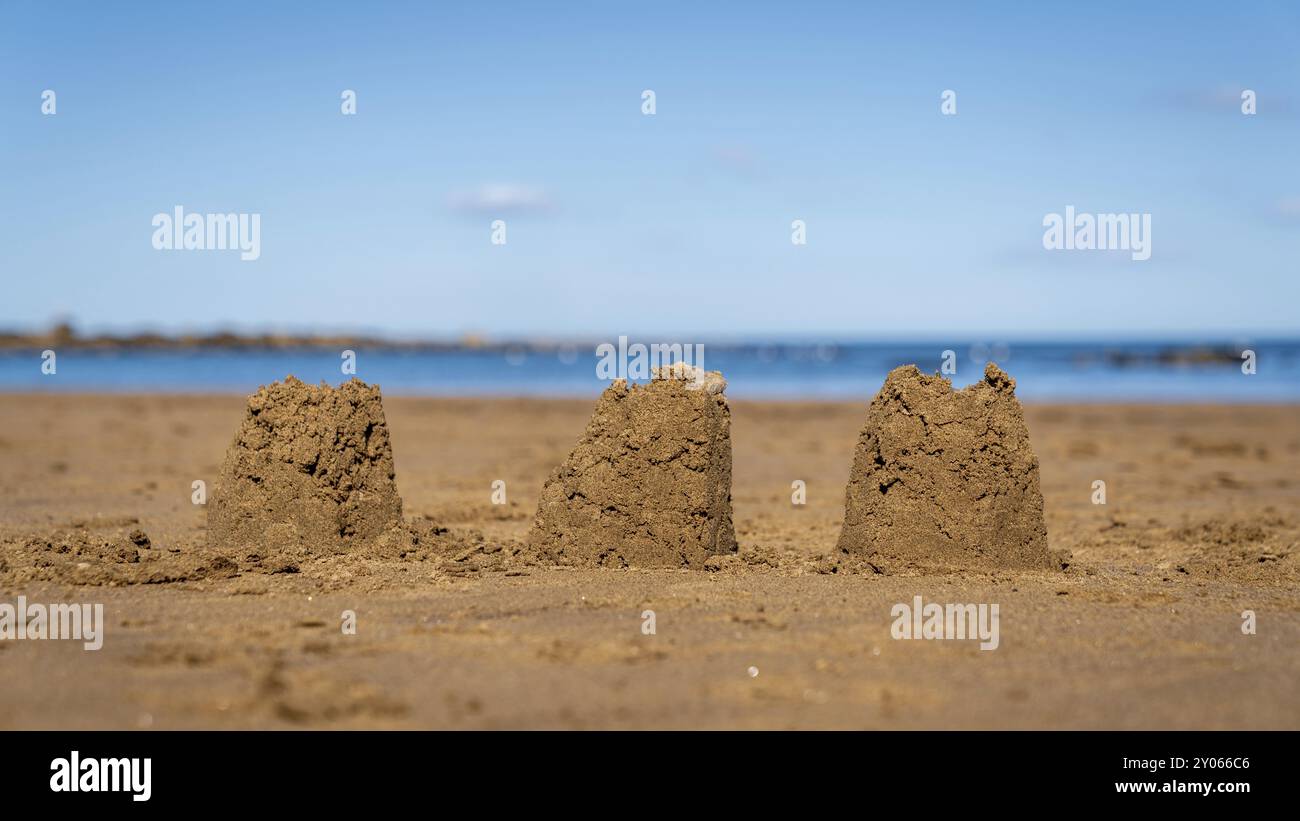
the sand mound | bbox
[0,522,238,586]
[526,366,737,567]
[836,363,1053,572]
[207,377,404,560]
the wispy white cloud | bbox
[1275,196,1300,221]
[711,144,763,178]
[447,184,553,215]
[1157,84,1294,115]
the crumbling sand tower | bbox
[837,363,1052,571]
[207,377,403,558]
[527,365,737,567]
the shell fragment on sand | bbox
[651,361,727,394]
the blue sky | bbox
[2,1,1297,339]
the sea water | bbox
[1,340,1297,402]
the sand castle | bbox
[207,377,404,560]
[201,363,1050,576]
[525,364,738,568]
[836,363,1052,571]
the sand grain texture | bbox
[1,393,1298,729]
[527,373,737,567]
[837,364,1053,572]
[207,377,403,563]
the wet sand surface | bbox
[1,393,1297,729]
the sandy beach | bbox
[1,392,1297,729]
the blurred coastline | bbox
[2,323,1296,401]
